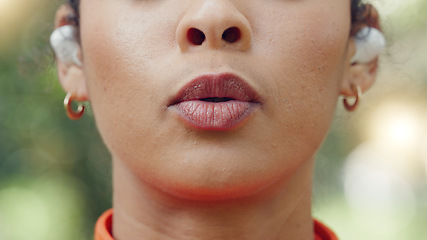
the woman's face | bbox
[79,0,353,200]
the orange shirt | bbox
[95,209,338,240]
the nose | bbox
[176,0,253,52]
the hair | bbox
[67,0,369,31]
[66,0,79,25]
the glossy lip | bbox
[168,73,261,130]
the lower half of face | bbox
[80,0,351,200]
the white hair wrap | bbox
[50,25,82,66]
[351,27,386,64]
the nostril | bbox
[187,28,206,45]
[222,27,241,43]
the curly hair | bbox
[67,0,369,32]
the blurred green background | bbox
[0,0,426,239]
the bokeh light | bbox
[343,142,417,236]
[0,0,16,15]
[371,0,421,17]
[368,101,425,153]
[0,175,89,240]
[0,0,48,53]
[0,187,49,240]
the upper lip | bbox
[168,73,261,106]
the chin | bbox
[156,178,274,201]
[143,156,294,202]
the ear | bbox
[53,4,88,102]
[341,4,382,97]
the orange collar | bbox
[314,219,339,240]
[95,209,113,240]
[95,209,338,240]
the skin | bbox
[55,0,380,239]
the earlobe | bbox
[341,56,379,97]
[57,63,88,101]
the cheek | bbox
[79,2,177,153]
[252,4,350,156]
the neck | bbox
[112,159,314,240]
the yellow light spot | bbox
[0,0,42,51]
[0,0,11,8]
[369,102,424,152]
[0,0,18,19]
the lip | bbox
[168,73,261,130]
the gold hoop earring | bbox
[64,93,85,120]
[343,85,362,112]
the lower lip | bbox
[171,100,258,130]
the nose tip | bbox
[176,1,252,52]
